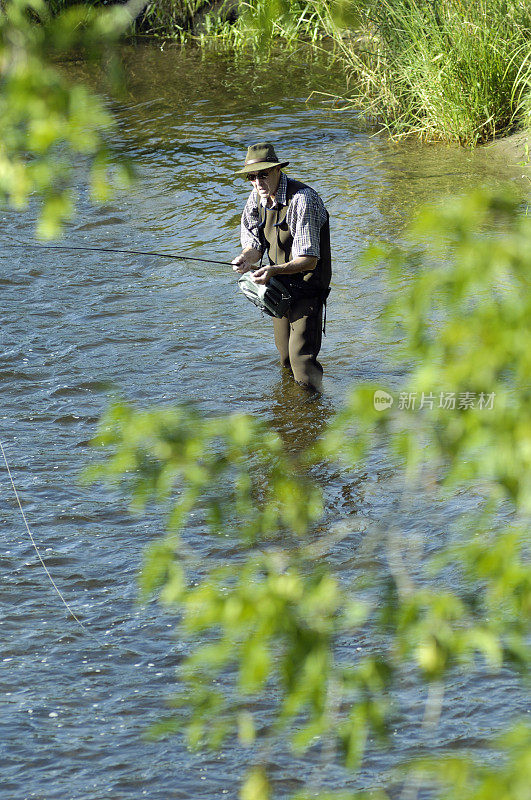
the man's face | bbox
[247,166,281,200]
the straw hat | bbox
[236,142,289,175]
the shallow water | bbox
[0,44,527,800]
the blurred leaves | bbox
[86,401,392,767]
[325,188,531,511]
[86,401,323,544]
[240,767,270,800]
[410,723,531,800]
[0,0,139,236]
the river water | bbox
[1,44,527,799]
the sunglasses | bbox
[246,168,275,181]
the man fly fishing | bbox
[232,143,331,393]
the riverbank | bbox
[480,130,531,190]
[332,0,531,146]
[136,1,531,147]
[45,0,531,147]
[487,131,530,168]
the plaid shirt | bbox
[240,172,328,259]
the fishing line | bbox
[1,441,180,664]
[0,440,92,636]
[9,242,234,267]
[1,239,239,652]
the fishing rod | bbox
[8,242,234,267]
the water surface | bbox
[0,44,526,800]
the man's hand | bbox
[251,265,277,285]
[232,247,262,274]
[231,254,253,274]
[251,255,318,285]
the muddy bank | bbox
[481,130,531,184]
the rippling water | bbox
[1,44,526,800]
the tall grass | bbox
[45,0,219,40]
[324,0,531,144]
[136,0,226,40]
[190,0,330,49]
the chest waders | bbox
[258,177,332,320]
[257,177,332,391]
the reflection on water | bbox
[266,372,333,453]
[1,43,526,800]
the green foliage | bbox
[87,401,390,766]
[321,189,531,691]
[411,723,531,800]
[0,0,137,236]
[134,0,213,40]
[190,0,336,50]
[333,0,531,143]
[90,188,530,799]
[162,554,348,750]
[86,401,322,542]
[339,189,531,512]
[115,0,344,49]
[240,767,270,800]
[234,0,330,49]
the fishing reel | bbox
[238,271,292,318]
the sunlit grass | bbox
[333,0,531,144]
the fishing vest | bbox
[258,177,331,301]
